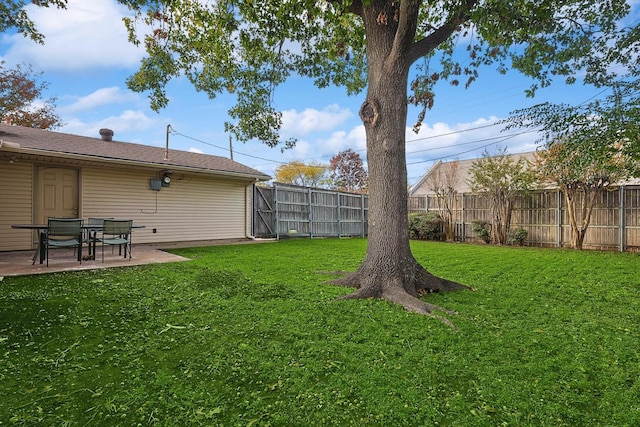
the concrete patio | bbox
[0,239,272,277]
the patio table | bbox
[11,223,145,265]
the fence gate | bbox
[253,186,276,238]
[252,183,368,239]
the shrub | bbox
[508,228,528,246]
[471,220,491,243]
[408,212,444,241]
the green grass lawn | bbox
[1,239,639,426]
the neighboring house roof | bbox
[410,152,538,196]
[0,123,270,181]
[410,150,639,196]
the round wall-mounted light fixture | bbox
[160,170,172,187]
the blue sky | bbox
[2,0,638,185]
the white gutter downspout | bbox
[245,179,259,240]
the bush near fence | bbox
[408,212,445,241]
[409,186,640,252]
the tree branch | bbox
[326,0,363,17]
[407,0,478,65]
[391,0,420,60]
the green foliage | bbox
[471,219,491,243]
[468,148,534,195]
[507,228,529,246]
[113,1,639,148]
[408,212,444,241]
[0,0,67,43]
[468,148,534,244]
[503,80,640,249]
[2,239,640,425]
[505,80,640,182]
[120,0,368,148]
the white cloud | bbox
[61,87,140,114]
[188,147,204,154]
[281,104,353,138]
[61,110,158,139]
[282,139,315,160]
[319,125,366,155]
[2,0,144,71]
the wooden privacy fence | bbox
[253,183,368,239]
[409,185,640,252]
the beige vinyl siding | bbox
[80,166,250,244]
[1,158,254,252]
[0,161,35,251]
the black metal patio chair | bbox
[98,219,133,262]
[44,218,83,267]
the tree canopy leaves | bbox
[0,62,63,129]
[273,160,328,187]
[117,0,638,146]
[468,148,534,244]
[329,149,368,193]
[504,79,640,180]
[0,0,67,44]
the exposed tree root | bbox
[329,260,471,329]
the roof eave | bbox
[1,145,271,181]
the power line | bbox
[405,121,501,144]
[407,129,511,155]
[169,83,603,170]
[170,129,287,165]
[406,127,539,166]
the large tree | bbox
[0,62,63,129]
[504,81,640,249]
[15,1,638,323]
[274,160,329,187]
[329,148,368,193]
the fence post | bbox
[308,187,313,238]
[461,192,466,242]
[337,191,342,237]
[556,190,562,248]
[275,184,280,240]
[619,186,626,252]
[361,194,366,237]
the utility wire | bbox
[169,85,605,170]
[405,121,501,144]
[406,127,539,166]
[170,129,287,165]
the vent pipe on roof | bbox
[99,128,114,141]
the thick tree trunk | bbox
[332,1,469,325]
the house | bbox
[0,123,270,252]
[409,152,537,196]
[409,150,639,196]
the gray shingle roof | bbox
[0,124,270,180]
